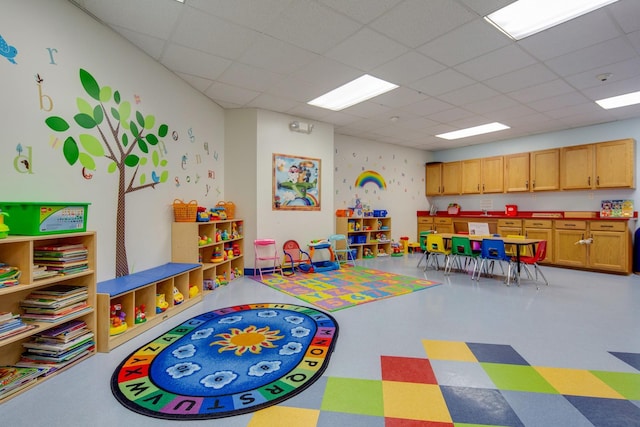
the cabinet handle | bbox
[525,180,528,189]
[477,184,480,191]
[588,176,591,186]
[596,176,600,186]
[482,183,485,191]
[600,224,614,228]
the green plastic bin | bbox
[0,202,90,235]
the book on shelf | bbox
[27,284,87,297]
[23,332,94,354]
[22,301,89,316]
[21,291,88,309]
[0,312,14,323]
[0,313,37,341]
[0,366,48,399]
[36,319,87,340]
[20,305,92,323]
[0,264,21,288]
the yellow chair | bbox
[505,235,529,257]
[424,234,451,274]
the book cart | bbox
[0,232,97,402]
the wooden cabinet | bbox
[504,153,530,192]
[0,232,96,401]
[530,149,560,191]
[336,216,392,259]
[461,159,481,194]
[482,156,504,193]
[497,219,523,236]
[561,139,635,190]
[417,216,434,241]
[425,163,443,196]
[524,219,553,263]
[554,219,631,273]
[171,219,244,289]
[434,217,453,234]
[442,162,461,195]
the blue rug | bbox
[111,303,338,419]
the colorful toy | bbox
[363,248,374,258]
[391,242,403,257]
[233,243,241,256]
[189,284,199,298]
[211,250,224,263]
[173,286,184,304]
[0,210,9,239]
[110,304,128,335]
[156,294,169,313]
[199,235,212,246]
[135,305,147,324]
[377,248,388,257]
[215,229,222,242]
[221,229,229,240]
[203,279,215,291]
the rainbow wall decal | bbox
[355,170,387,190]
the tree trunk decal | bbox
[45,69,170,277]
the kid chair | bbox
[282,240,311,275]
[328,234,355,267]
[254,239,283,280]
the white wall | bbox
[430,118,640,214]
[334,135,433,240]
[2,0,225,281]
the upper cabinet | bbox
[425,163,443,196]
[461,159,481,194]
[530,149,560,191]
[504,153,530,192]
[561,139,635,190]
[481,156,504,193]
[441,161,461,195]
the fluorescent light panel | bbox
[596,90,640,109]
[436,122,510,140]
[308,74,398,111]
[485,0,619,40]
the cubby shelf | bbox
[335,216,392,259]
[0,231,97,402]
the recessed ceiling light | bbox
[175,0,185,3]
[484,0,619,40]
[308,74,398,111]
[436,122,510,140]
[596,90,640,109]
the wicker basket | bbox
[173,199,198,222]
[216,201,235,219]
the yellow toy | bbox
[110,304,128,335]
[189,284,199,298]
[173,286,184,305]
[156,293,169,313]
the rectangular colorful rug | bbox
[251,266,441,311]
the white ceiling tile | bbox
[456,44,537,81]
[418,18,510,67]
[217,62,284,92]
[410,69,475,96]
[545,37,637,76]
[370,87,427,109]
[111,26,166,60]
[484,63,558,93]
[581,75,640,100]
[160,44,231,79]
[464,95,519,114]
[399,97,455,116]
[528,92,591,113]
[608,0,640,33]
[187,0,292,32]
[238,34,319,75]
[508,79,576,103]
[326,27,409,71]
[246,93,299,112]
[204,81,260,106]
[175,72,213,92]
[370,0,476,48]
[319,0,403,24]
[564,57,640,90]
[438,83,500,106]
[372,52,446,85]
[427,107,475,123]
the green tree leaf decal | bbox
[114,91,121,104]
[79,69,100,101]
[152,150,159,167]
[160,170,169,182]
[79,152,96,170]
[63,136,79,165]
[79,134,105,157]
[124,154,139,167]
[93,105,104,125]
[144,115,155,130]
[146,134,158,146]
[45,116,70,132]
[99,86,112,103]
[140,173,146,185]
[74,113,97,129]
[158,124,168,137]
[76,98,93,116]
[107,162,117,173]
[111,107,120,121]
[136,111,145,128]
[122,133,129,147]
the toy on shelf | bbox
[231,222,239,239]
[110,303,128,335]
[196,206,210,222]
[363,248,374,258]
[377,248,389,257]
[221,229,229,241]
[215,229,222,242]
[199,235,212,246]
[189,284,199,298]
[211,250,224,263]
[0,210,9,239]
[173,286,184,305]
[135,305,147,324]
[156,293,169,313]
[217,274,228,286]
[203,279,215,291]
[232,243,241,257]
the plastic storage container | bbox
[505,205,518,216]
[0,202,89,235]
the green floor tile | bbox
[591,370,640,400]
[321,377,384,416]
[481,363,558,394]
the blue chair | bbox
[328,234,356,267]
[477,239,515,284]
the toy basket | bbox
[173,199,198,222]
[216,201,235,219]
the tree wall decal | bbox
[45,68,170,277]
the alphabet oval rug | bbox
[111,303,338,420]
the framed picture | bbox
[272,153,321,211]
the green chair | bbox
[446,235,480,277]
[417,231,432,268]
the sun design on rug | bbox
[210,325,284,356]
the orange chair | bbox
[254,239,283,280]
[282,240,311,275]
[512,240,548,289]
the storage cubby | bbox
[0,231,97,402]
[171,219,244,292]
[96,263,202,352]
[336,215,393,259]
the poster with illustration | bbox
[272,154,320,210]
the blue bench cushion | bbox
[97,262,200,297]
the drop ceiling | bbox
[69,0,640,151]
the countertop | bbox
[416,210,637,220]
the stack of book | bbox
[33,243,89,276]
[0,365,48,400]
[17,319,95,373]
[0,264,21,288]
[20,285,91,323]
[0,312,35,341]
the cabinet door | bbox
[524,227,553,264]
[481,156,504,193]
[589,230,628,272]
[417,217,434,240]
[441,162,461,195]
[595,139,635,189]
[554,229,587,267]
[561,144,593,189]
[461,159,481,194]
[531,149,559,191]
[504,153,530,192]
[425,163,442,196]
[434,218,453,234]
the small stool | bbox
[407,242,420,254]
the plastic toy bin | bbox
[0,202,90,235]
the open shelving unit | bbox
[0,231,96,402]
[335,216,392,259]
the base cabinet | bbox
[336,216,392,259]
[0,232,97,401]
[524,220,553,264]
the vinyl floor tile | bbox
[609,351,640,371]
[247,406,319,427]
[534,367,625,398]
[481,363,558,394]
[320,377,384,416]
[501,390,593,427]
[564,395,640,427]
[467,343,529,365]
[590,370,640,400]
[440,386,524,427]
[381,356,437,384]
[382,381,451,422]
[422,340,477,362]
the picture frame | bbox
[272,153,321,211]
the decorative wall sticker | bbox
[37,77,54,111]
[208,170,215,179]
[81,167,93,180]
[172,131,178,141]
[181,154,188,169]
[213,150,218,160]
[188,127,195,142]
[35,74,43,83]
[204,142,209,155]
[46,47,58,65]
[0,34,18,64]
[44,68,170,277]
[48,135,60,149]
[14,144,33,174]
[134,94,141,104]
[175,177,180,187]
[355,170,386,190]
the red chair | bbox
[512,240,548,288]
[282,240,311,276]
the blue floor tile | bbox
[440,385,524,427]
[609,351,640,371]
[501,390,593,427]
[565,395,640,427]
[467,342,529,365]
